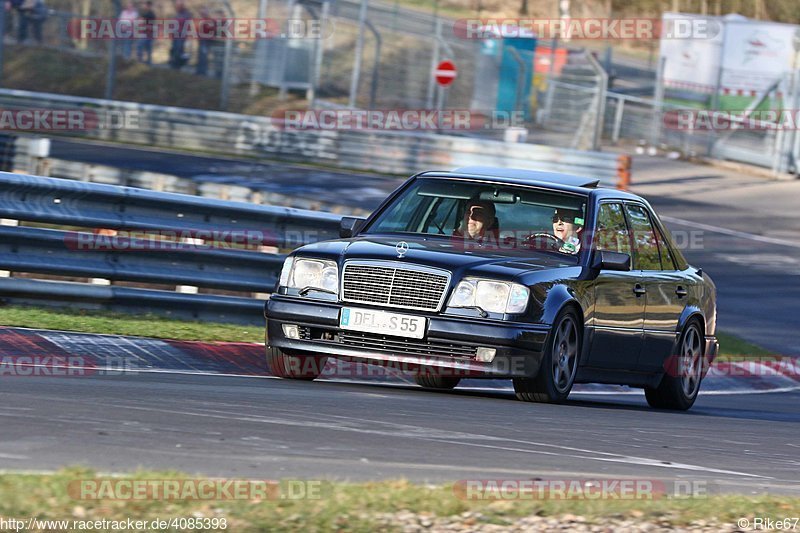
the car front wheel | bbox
[513,308,581,403]
[266,346,327,380]
[645,320,704,410]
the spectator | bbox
[118,1,138,59]
[168,0,191,70]
[16,0,46,44]
[5,1,16,38]
[29,0,46,43]
[136,0,155,65]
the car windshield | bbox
[365,178,588,256]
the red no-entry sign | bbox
[434,60,457,87]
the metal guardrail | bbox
[0,89,632,189]
[0,172,341,325]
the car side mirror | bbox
[339,216,367,238]
[592,250,631,272]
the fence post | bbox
[220,0,236,109]
[611,95,624,144]
[426,18,442,109]
[651,56,666,148]
[585,51,608,151]
[348,0,369,108]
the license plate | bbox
[339,307,426,339]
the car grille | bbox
[338,331,478,359]
[341,263,450,311]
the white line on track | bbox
[108,403,767,479]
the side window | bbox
[625,204,662,270]
[653,225,677,270]
[421,197,459,235]
[595,203,631,254]
[370,191,430,233]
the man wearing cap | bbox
[552,208,584,254]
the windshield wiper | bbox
[298,286,338,297]
[459,305,489,318]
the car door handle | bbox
[633,284,647,296]
[675,287,688,298]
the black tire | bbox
[513,308,581,403]
[414,374,461,390]
[645,320,704,411]
[266,345,327,380]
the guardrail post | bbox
[0,218,17,278]
[616,155,632,190]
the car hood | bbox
[298,234,579,281]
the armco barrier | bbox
[0,88,631,189]
[0,172,341,324]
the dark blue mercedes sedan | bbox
[265,167,718,410]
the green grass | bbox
[0,305,772,360]
[0,468,797,532]
[717,331,773,359]
[0,305,263,344]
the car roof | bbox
[417,167,645,202]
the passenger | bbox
[552,208,584,254]
[453,199,498,245]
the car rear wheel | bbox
[266,345,327,380]
[513,308,581,403]
[644,321,704,410]
[414,374,461,390]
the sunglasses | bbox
[467,206,488,219]
[552,215,576,224]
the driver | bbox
[453,199,498,244]
[552,208,584,254]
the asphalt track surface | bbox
[5,138,797,491]
[1,371,799,494]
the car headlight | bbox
[448,278,529,314]
[279,257,339,293]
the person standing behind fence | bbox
[168,0,191,70]
[136,0,155,64]
[5,1,16,38]
[16,0,45,44]
[29,0,46,43]
[118,1,138,59]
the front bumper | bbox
[265,295,550,378]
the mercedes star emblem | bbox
[395,241,409,258]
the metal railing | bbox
[0,89,632,188]
[0,171,341,325]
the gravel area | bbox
[372,511,748,532]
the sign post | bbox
[433,60,456,132]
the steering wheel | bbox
[522,232,564,251]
